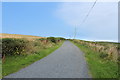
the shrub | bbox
[47,37,56,43]
[99,53,108,59]
[2,38,28,56]
[38,38,46,41]
[0,39,2,58]
[56,37,65,40]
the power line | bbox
[73,0,97,39]
[81,0,97,25]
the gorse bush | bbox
[38,38,46,41]
[2,37,65,57]
[47,37,56,43]
[55,37,66,40]
[2,38,28,56]
[47,37,65,43]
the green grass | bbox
[0,60,2,79]
[2,41,64,77]
[72,41,118,78]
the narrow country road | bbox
[5,41,91,78]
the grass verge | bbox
[72,41,118,78]
[2,41,64,77]
[0,60,2,79]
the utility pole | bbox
[69,35,71,39]
[73,25,77,39]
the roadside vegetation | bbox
[1,37,65,77]
[71,39,119,78]
[0,61,1,79]
[1,33,119,78]
[0,39,2,79]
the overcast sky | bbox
[2,1,118,42]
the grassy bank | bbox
[2,37,64,77]
[72,40,118,78]
[0,60,1,79]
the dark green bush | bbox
[56,37,65,40]
[2,38,28,56]
[38,38,46,41]
[47,37,56,43]
[47,37,65,43]
[99,53,108,59]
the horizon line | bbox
[1,33,118,43]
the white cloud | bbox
[55,2,118,41]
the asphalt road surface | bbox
[5,41,91,78]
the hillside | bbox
[0,33,44,39]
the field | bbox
[0,33,44,40]
[72,39,119,78]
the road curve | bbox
[5,41,91,78]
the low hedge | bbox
[47,37,65,43]
[2,37,65,57]
[2,38,29,56]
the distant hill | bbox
[0,33,44,39]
